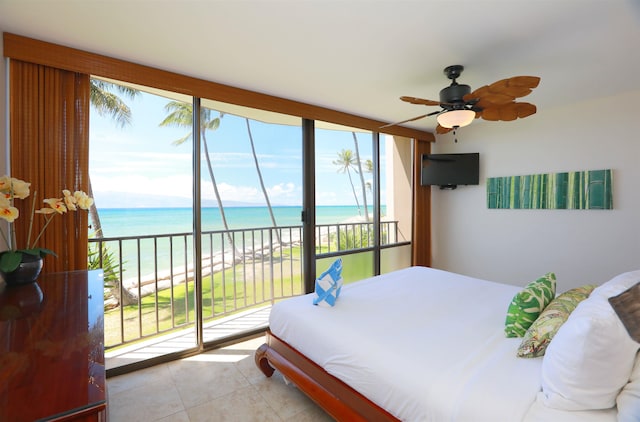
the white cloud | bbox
[202,182,260,203]
[266,183,300,205]
[92,173,193,199]
[267,182,295,196]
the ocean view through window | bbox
[89,78,412,370]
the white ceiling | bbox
[1,0,640,133]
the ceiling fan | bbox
[385,65,540,134]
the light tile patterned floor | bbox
[107,336,334,421]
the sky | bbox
[89,83,384,209]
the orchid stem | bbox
[30,214,54,249]
[26,190,37,248]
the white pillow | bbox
[590,270,640,300]
[617,352,640,422]
[540,277,640,410]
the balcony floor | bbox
[106,305,272,370]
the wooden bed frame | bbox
[255,330,399,421]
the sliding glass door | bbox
[89,79,412,371]
[197,100,303,344]
[89,80,200,360]
[314,124,376,282]
[313,124,413,284]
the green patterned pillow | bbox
[517,284,596,358]
[505,273,556,338]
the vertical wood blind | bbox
[9,60,90,273]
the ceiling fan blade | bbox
[436,124,453,134]
[488,77,539,99]
[380,110,441,129]
[479,102,537,122]
[477,93,514,106]
[464,85,490,102]
[464,76,541,104]
[400,96,441,106]
[488,76,540,92]
[508,76,541,89]
[515,102,537,118]
[478,107,501,121]
[498,104,520,121]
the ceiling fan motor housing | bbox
[439,84,471,107]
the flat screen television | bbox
[421,153,480,189]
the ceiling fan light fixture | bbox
[436,109,476,129]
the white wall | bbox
[431,90,640,291]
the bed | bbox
[255,266,640,421]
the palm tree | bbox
[90,80,139,128]
[333,149,362,216]
[245,119,281,245]
[364,159,374,193]
[351,132,370,222]
[89,78,140,305]
[89,80,140,237]
[159,103,238,255]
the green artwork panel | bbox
[487,169,613,210]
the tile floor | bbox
[106,336,334,421]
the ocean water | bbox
[96,205,374,238]
[92,205,379,279]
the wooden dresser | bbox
[0,270,106,421]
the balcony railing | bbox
[89,220,400,351]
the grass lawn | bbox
[104,247,374,349]
[104,251,304,348]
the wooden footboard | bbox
[255,330,399,422]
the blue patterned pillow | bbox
[313,259,343,307]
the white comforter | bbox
[269,266,616,422]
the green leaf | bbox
[21,248,57,258]
[0,251,22,273]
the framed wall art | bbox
[487,169,613,210]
